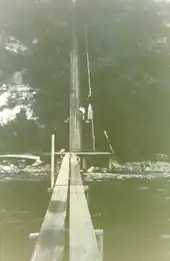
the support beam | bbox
[108,157,113,170]
[82,157,87,170]
[30,154,70,261]
[34,151,112,156]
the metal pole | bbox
[85,27,95,151]
[91,107,96,152]
[51,134,55,189]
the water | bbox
[0,180,50,261]
[1,176,170,261]
[1,0,170,260]
[89,177,170,261]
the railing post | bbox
[95,229,104,261]
[109,156,113,170]
[51,134,55,189]
[82,157,87,170]
[91,108,96,152]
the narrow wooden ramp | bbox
[69,154,101,261]
[30,153,70,261]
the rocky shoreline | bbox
[1,156,170,181]
[86,160,170,175]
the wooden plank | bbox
[34,151,112,156]
[30,153,70,261]
[58,152,111,155]
[0,154,41,160]
[72,151,112,155]
[69,154,101,261]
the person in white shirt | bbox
[78,106,86,120]
[86,103,93,123]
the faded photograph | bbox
[1,0,170,261]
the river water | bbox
[1,0,170,260]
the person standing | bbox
[86,103,93,123]
[78,106,86,121]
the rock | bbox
[32,38,38,45]
[156,153,169,161]
[87,166,96,173]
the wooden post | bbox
[51,134,55,189]
[108,157,113,170]
[82,157,87,170]
[95,229,103,261]
[91,110,96,152]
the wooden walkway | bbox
[30,153,102,261]
[31,154,70,261]
[69,154,101,261]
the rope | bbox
[85,27,95,151]
[85,27,92,99]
